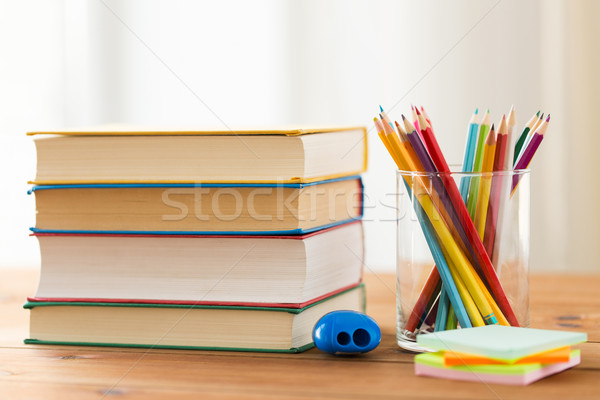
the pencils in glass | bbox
[415,110,512,325]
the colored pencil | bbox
[512,115,550,193]
[466,110,491,218]
[517,113,544,166]
[415,110,517,326]
[445,258,486,327]
[420,106,432,128]
[459,109,480,200]
[446,304,457,330]
[505,106,517,170]
[434,286,450,332]
[446,108,480,330]
[406,268,441,332]
[474,124,497,238]
[483,116,509,257]
[513,111,539,166]
[379,105,395,129]
[411,105,420,133]
[375,117,472,328]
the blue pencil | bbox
[459,109,480,200]
[434,286,450,332]
[439,108,479,330]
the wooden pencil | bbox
[517,113,544,166]
[420,106,432,128]
[474,124,497,238]
[467,110,491,218]
[513,111,539,166]
[505,106,517,170]
[409,105,419,133]
[512,115,550,193]
[459,109,480,200]
[483,116,509,257]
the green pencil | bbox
[513,111,539,166]
[466,109,491,219]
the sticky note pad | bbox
[416,325,586,362]
[415,350,581,386]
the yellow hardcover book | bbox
[28,126,367,184]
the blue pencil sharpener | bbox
[312,310,381,354]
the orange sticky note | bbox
[443,346,572,367]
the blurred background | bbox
[1,0,599,273]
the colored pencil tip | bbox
[536,110,540,117]
[373,117,378,122]
[415,107,421,115]
[379,105,384,112]
[401,114,407,121]
[475,108,479,115]
[491,124,495,130]
[546,114,551,122]
[486,109,490,114]
[410,104,414,110]
[501,114,506,121]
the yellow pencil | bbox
[443,250,485,326]
[474,123,497,238]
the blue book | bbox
[30,176,363,235]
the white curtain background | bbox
[1,0,598,273]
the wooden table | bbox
[0,269,598,399]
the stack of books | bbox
[25,127,368,352]
[415,326,586,385]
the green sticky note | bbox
[416,325,587,362]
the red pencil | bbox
[405,268,441,332]
[483,115,509,258]
[415,110,519,326]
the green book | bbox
[25,284,365,353]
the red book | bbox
[30,221,364,309]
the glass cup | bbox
[395,168,530,352]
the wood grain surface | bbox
[0,269,597,399]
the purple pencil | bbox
[512,115,550,194]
